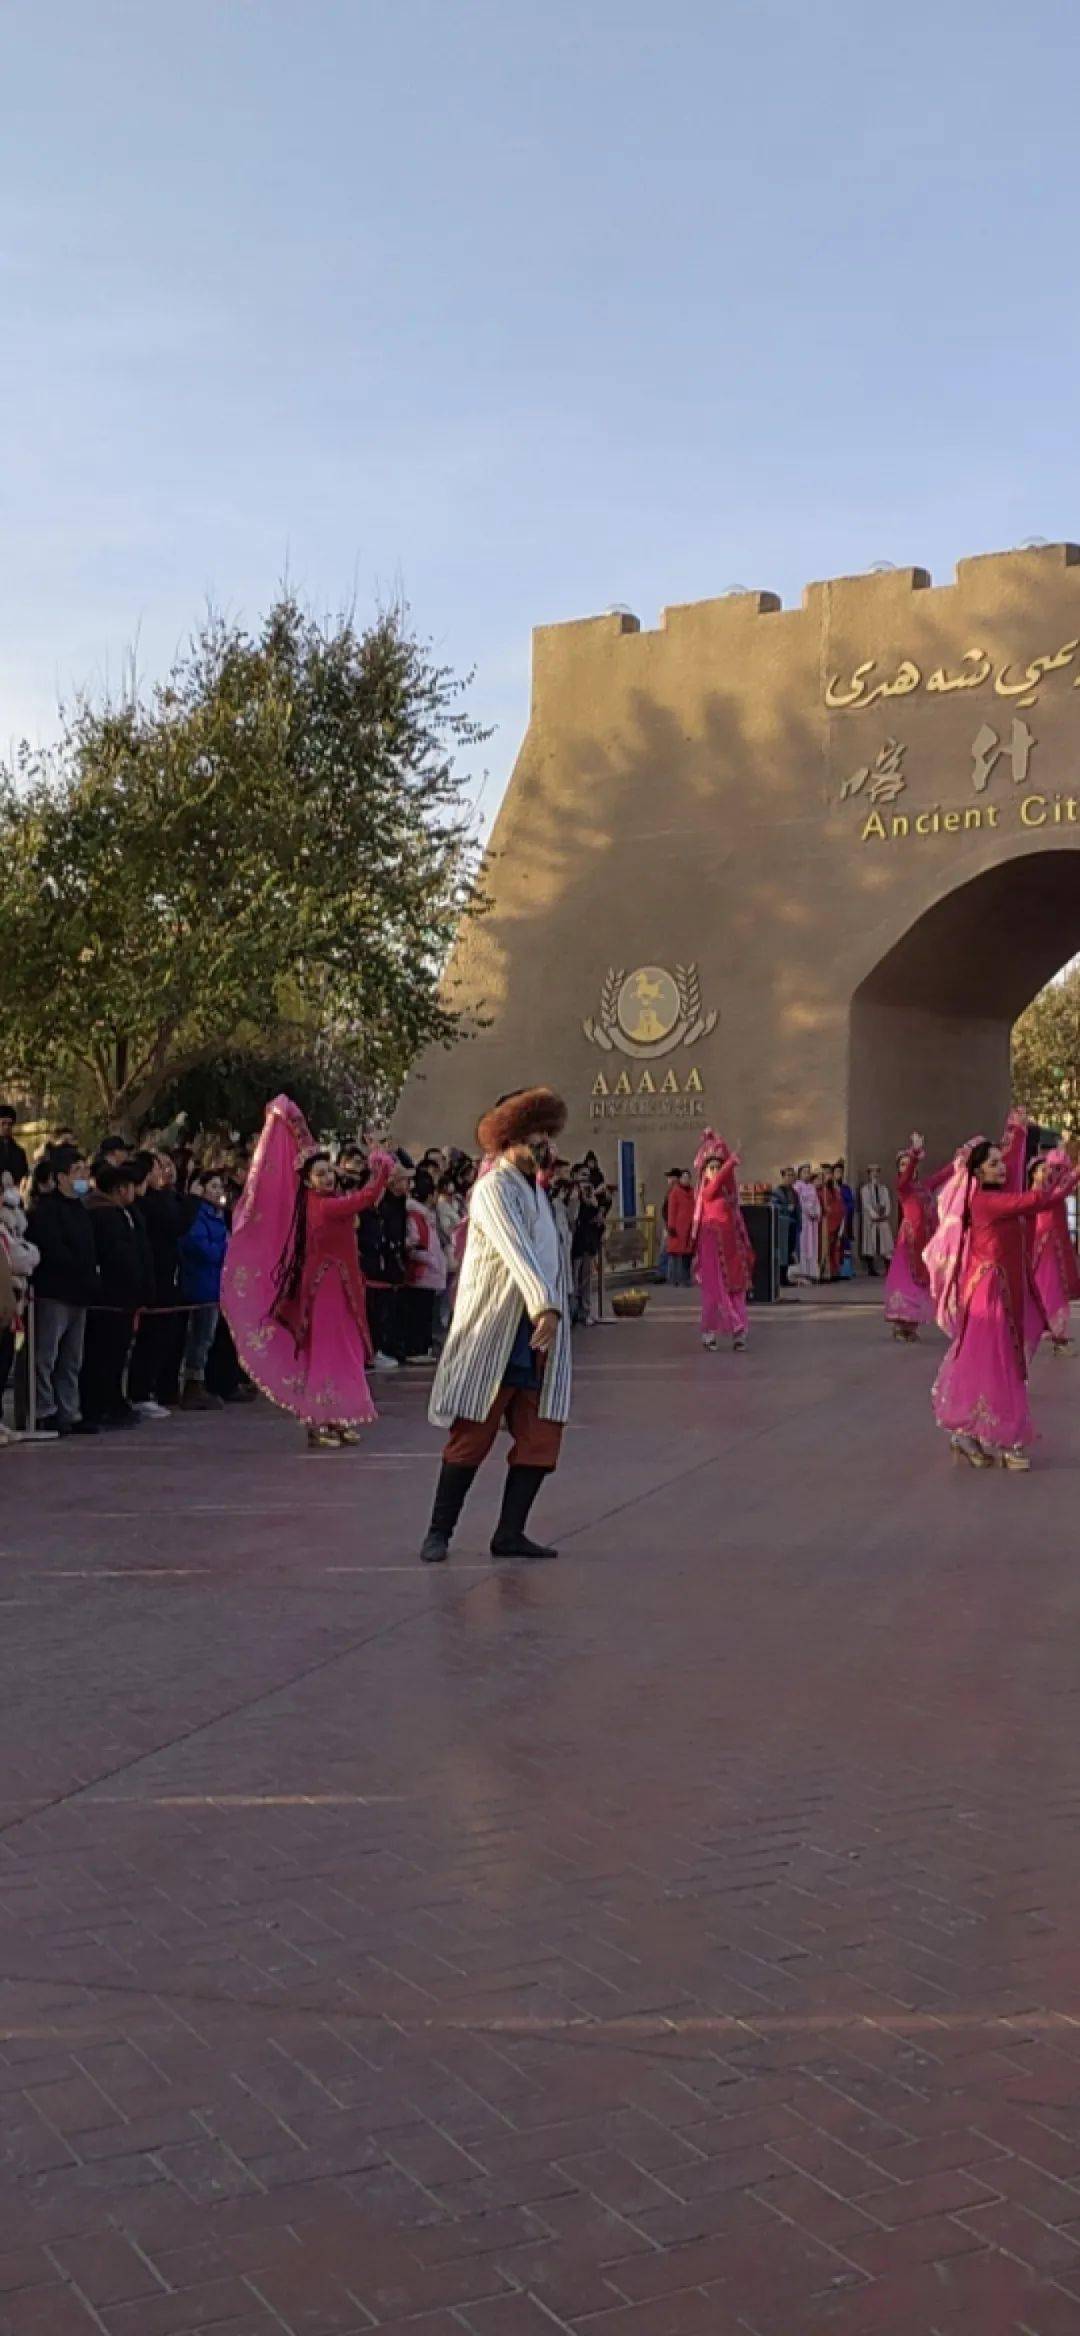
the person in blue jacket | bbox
[178,1170,229,1410]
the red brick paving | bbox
[2,1288,1080,2331]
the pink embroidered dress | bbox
[692,1140,754,1341]
[883,1152,950,1326]
[927,1129,1078,1453]
[222,1095,393,1428]
[1032,1179,1080,1343]
[931,1179,1074,1451]
[1000,1112,1057,1365]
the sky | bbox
[3,0,1080,824]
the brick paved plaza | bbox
[3,1289,1080,2335]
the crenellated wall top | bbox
[532,542,1080,659]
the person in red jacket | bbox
[662,1168,695,1285]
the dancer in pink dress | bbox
[998,1105,1056,1366]
[1030,1151,1080,1356]
[883,1134,951,1341]
[222,1094,395,1450]
[926,1132,1078,1469]
[692,1131,754,1352]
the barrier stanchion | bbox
[12,1296,217,1442]
[17,1298,32,1433]
[14,1294,52,1440]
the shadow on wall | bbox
[424,553,1080,1169]
[440,675,847,1155]
[850,852,1080,1171]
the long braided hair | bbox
[271,1149,332,1320]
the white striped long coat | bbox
[429,1161,573,1427]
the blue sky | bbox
[3,0,1079,819]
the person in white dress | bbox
[792,1165,822,1283]
[859,1167,894,1277]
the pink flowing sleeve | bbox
[324,1156,394,1218]
[980,1187,1057,1223]
[1043,1164,1080,1207]
[221,1094,321,1414]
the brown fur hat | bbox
[475,1086,568,1157]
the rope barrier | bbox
[5,1295,221,1439]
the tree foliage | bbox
[0,596,485,1133]
[150,1039,365,1146]
[1012,965,1080,1135]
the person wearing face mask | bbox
[221,1096,396,1450]
[420,1086,572,1565]
[28,1145,101,1433]
[926,1112,1079,1471]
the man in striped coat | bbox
[420,1087,573,1564]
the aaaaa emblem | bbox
[583,963,717,1058]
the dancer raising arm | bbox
[926,1135,1078,1470]
[222,1095,395,1450]
[883,1133,951,1342]
[1031,1148,1080,1357]
[692,1129,754,1353]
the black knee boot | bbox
[419,1463,477,1564]
[490,1466,558,1561]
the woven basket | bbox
[611,1290,649,1319]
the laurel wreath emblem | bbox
[583,963,717,1058]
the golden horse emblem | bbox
[583,964,718,1058]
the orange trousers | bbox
[443,1386,563,1470]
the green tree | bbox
[1012,965,1080,1135]
[0,596,485,1134]
[150,1039,363,1146]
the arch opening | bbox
[849,853,1080,1175]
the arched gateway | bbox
[401,545,1080,1192]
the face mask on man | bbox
[72,1178,90,1197]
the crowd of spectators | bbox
[0,1106,616,1445]
[0,1110,257,1443]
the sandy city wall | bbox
[401,544,1080,1196]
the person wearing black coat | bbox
[128,1155,196,1413]
[0,1107,28,1190]
[357,1165,411,1367]
[29,1144,100,1431]
[570,1173,609,1325]
[79,1163,155,1427]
